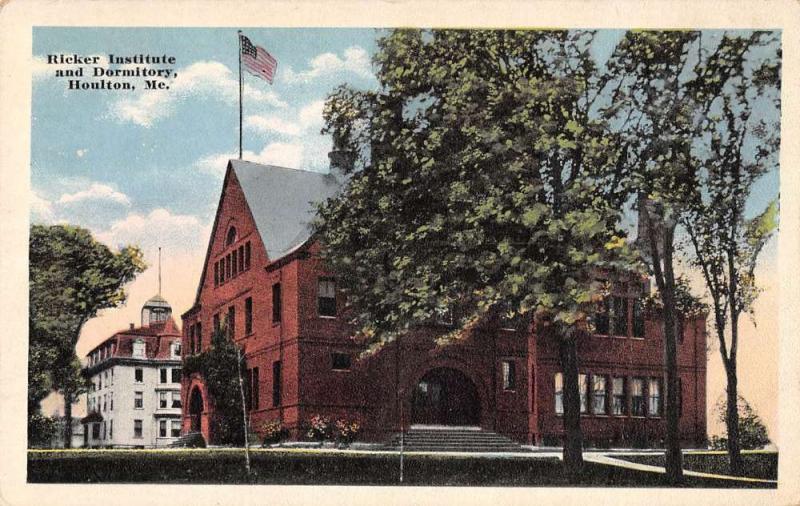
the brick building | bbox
[180,159,706,447]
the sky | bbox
[31,28,779,443]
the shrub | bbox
[306,415,333,442]
[334,418,362,446]
[710,395,771,450]
[261,420,289,446]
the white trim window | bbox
[579,374,588,414]
[171,420,181,438]
[554,372,564,415]
[648,378,661,416]
[172,391,182,408]
[134,391,143,409]
[133,339,145,358]
[631,378,645,416]
[317,278,337,317]
[592,375,607,415]
[159,419,167,437]
[501,360,516,391]
[611,377,625,415]
[159,391,168,409]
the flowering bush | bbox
[334,418,362,446]
[261,420,288,446]
[306,414,332,442]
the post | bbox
[237,30,243,160]
[236,346,251,475]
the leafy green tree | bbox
[681,31,780,475]
[316,29,635,477]
[183,326,247,445]
[29,224,145,447]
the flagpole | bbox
[238,30,243,160]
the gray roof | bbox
[229,160,342,260]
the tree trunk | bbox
[725,364,743,475]
[660,231,684,484]
[558,334,583,480]
[63,389,73,449]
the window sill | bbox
[318,315,337,320]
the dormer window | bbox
[133,339,145,358]
[171,341,181,358]
[226,226,238,246]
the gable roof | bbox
[186,160,343,312]
[230,160,342,259]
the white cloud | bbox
[244,115,301,136]
[95,208,210,254]
[30,191,54,221]
[284,46,373,83]
[76,149,88,158]
[195,135,331,177]
[108,60,287,127]
[57,183,131,207]
[243,99,326,138]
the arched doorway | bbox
[189,386,204,432]
[411,367,481,426]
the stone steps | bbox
[385,427,527,453]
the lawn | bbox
[615,451,778,481]
[28,449,774,487]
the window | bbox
[110,367,114,385]
[318,278,337,317]
[196,323,202,353]
[332,353,352,371]
[227,306,235,338]
[631,378,645,416]
[502,360,516,391]
[92,423,100,439]
[244,242,251,270]
[592,375,607,414]
[611,296,628,336]
[109,392,113,411]
[102,394,107,412]
[135,368,143,383]
[109,419,113,438]
[213,313,220,335]
[98,375,102,390]
[133,339,145,358]
[172,391,182,408]
[219,259,225,283]
[238,245,244,272]
[272,283,282,323]
[245,297,253,335]
[632,298,645,338]
[226,253,232,279]
[612,377,626,415]
[579,374,588,414]
[134,391,143,409]
[214,261,219,286]
[554,372,564,414]
[648,378,661,416]
[272,361,282,407]
[172,342,181,358]
[159,391,168,408]
[172,368,181,383]
[232,249,238,276]
[251,367,259,410]
[226,226,237,246]
[134,419,143,438]
[171,420,181,438]
[159,419,167,437]
[160,368,168,383]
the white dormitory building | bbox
[81,294,183,448]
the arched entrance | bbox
[189,386,204,432]
[411,367,481,426]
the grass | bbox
[28,449,774,487]
[615,451,778,481]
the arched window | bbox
[226,226,237,246]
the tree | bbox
[681,31,780,475]
[29,224,145,447]
[315,29,635,478]
[710,395,770,450]
[183,326,248,445]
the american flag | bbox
[240,34,277,84]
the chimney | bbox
[328,149,355,181]
[130,323,135,330]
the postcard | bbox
[1,1,799,505]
